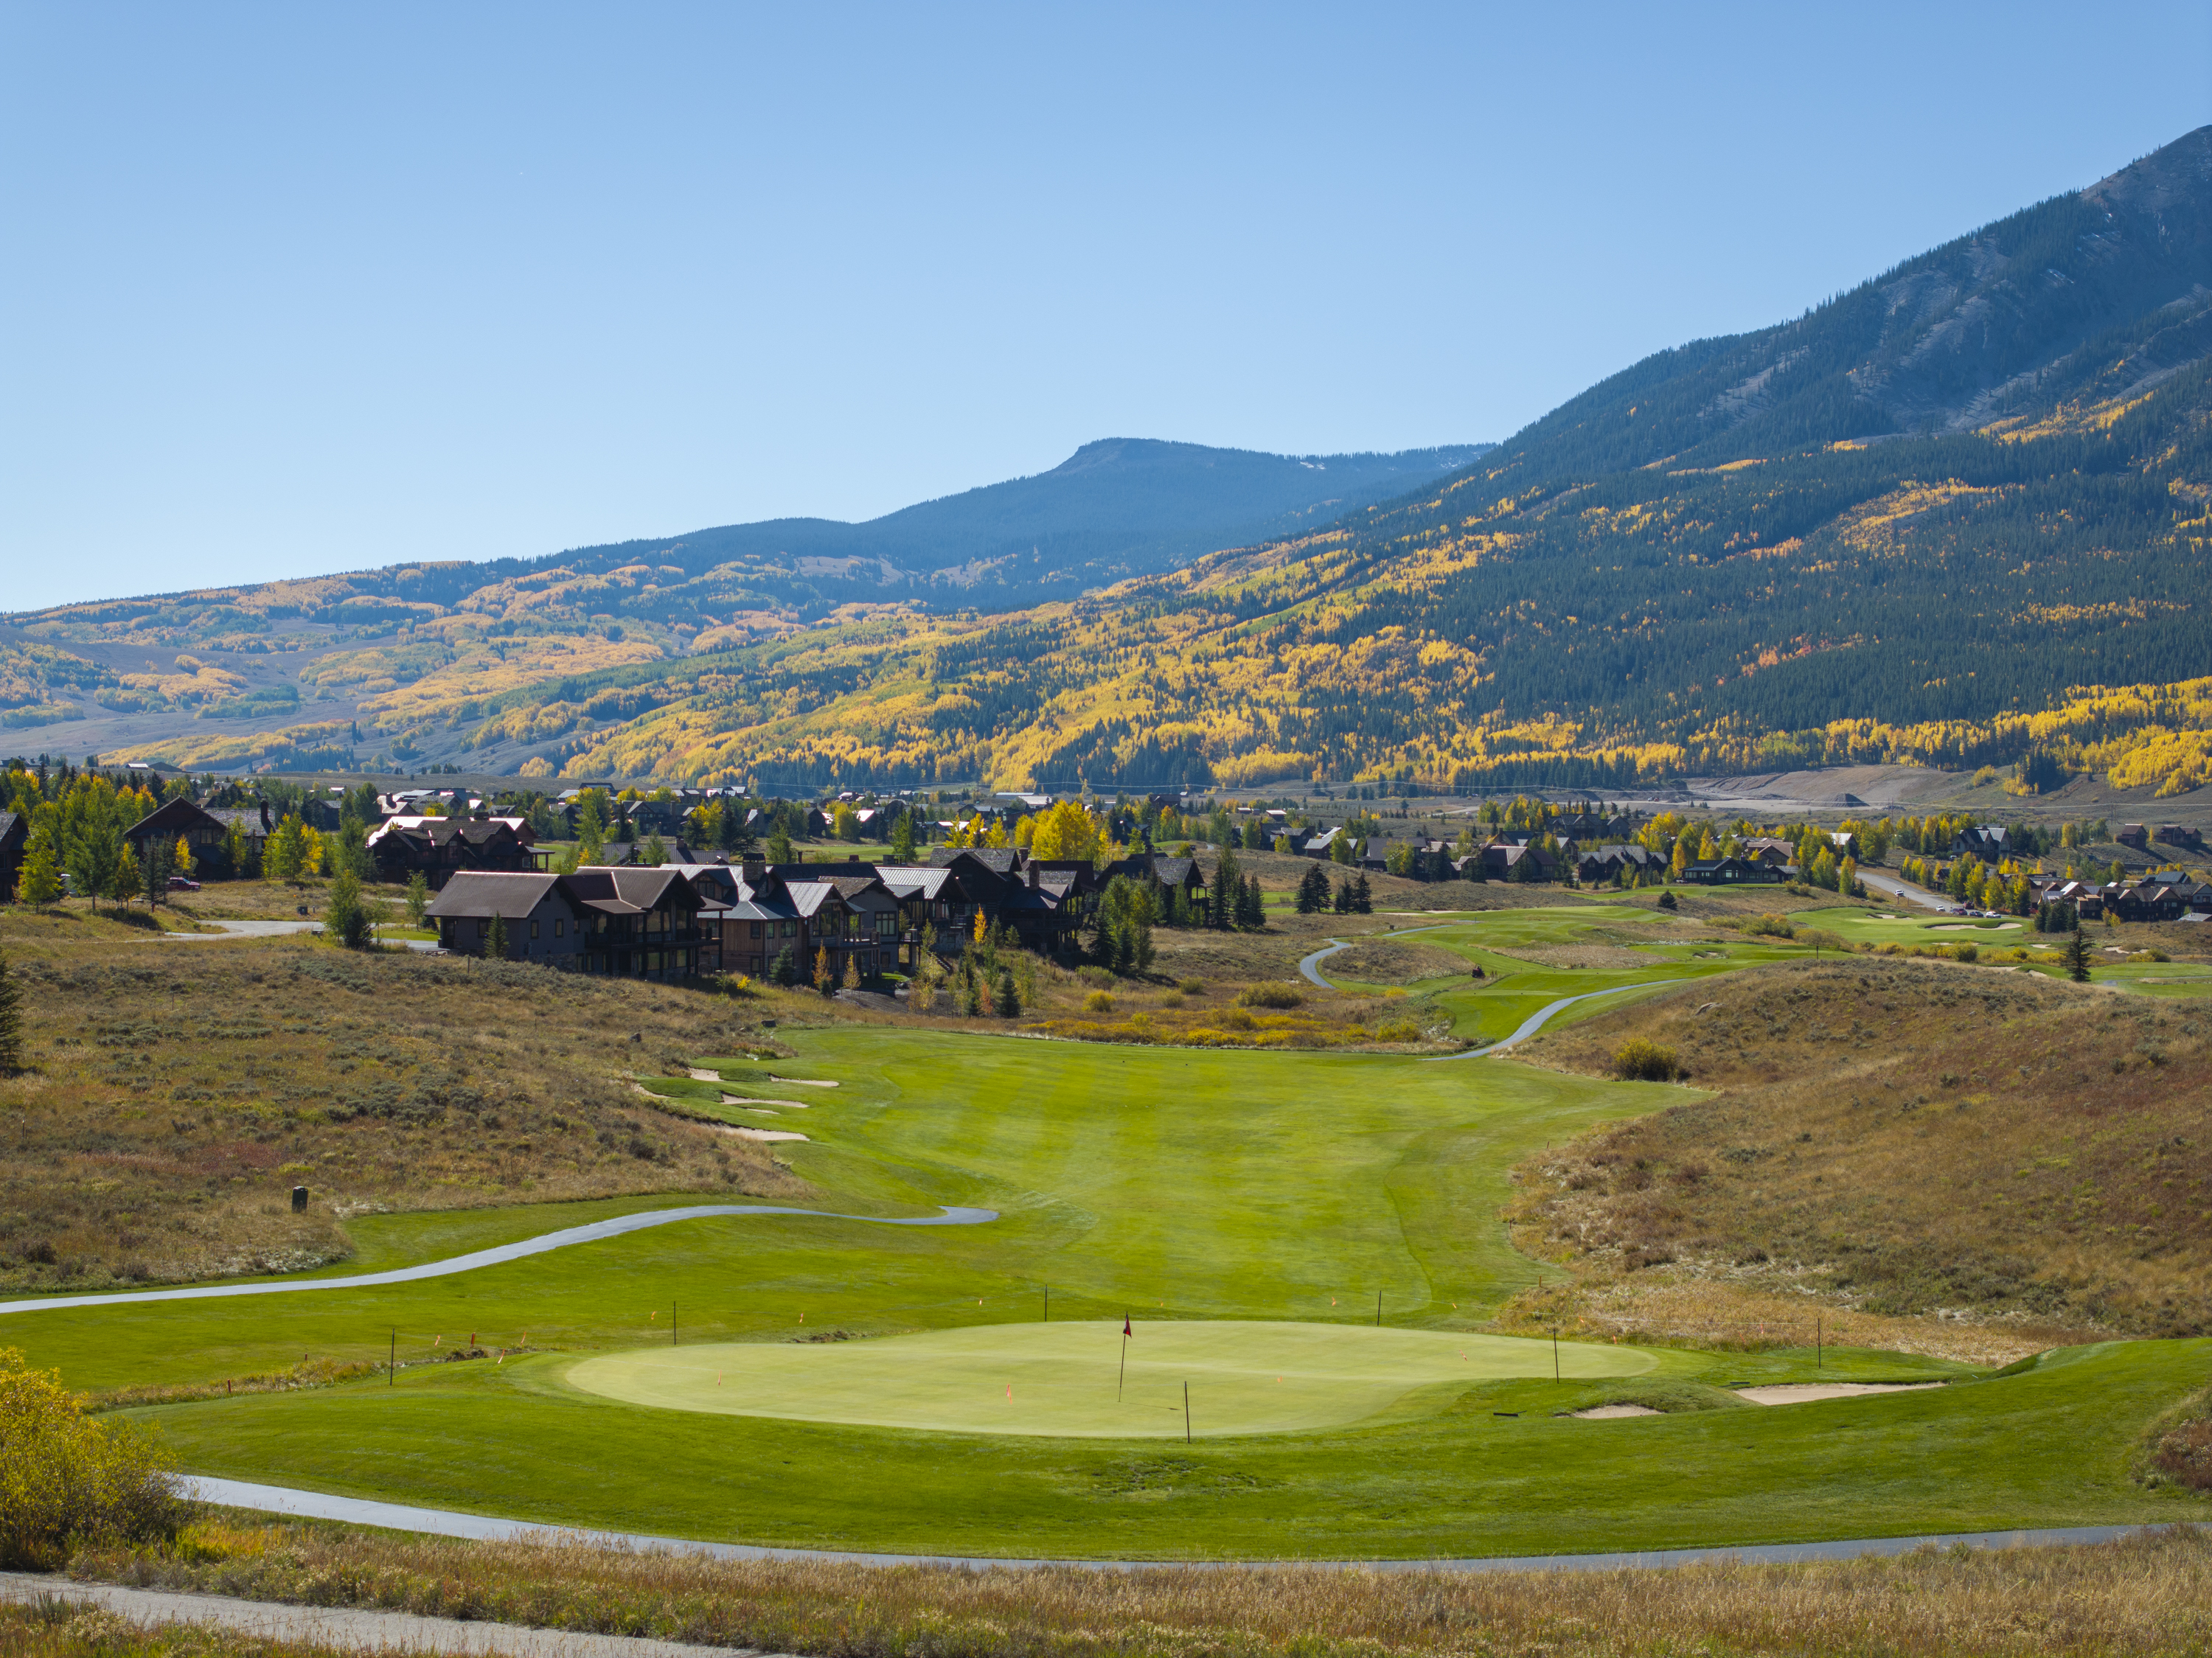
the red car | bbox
[167,875,201,891]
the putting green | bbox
[565,1319,1657,1438]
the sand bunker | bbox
[772,1076,839,1087]
[720,1096,810,1108]
[1732,1382,1943,1405]
[1573,1404,1660,1418]
[721,1126,810,1143]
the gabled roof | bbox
[424,871,569,920]
[876,865,953,899]
[125,797,229,842]
[930,846,1020,875]
[563,866,699,914]
[0,811,22,848]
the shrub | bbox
[1656,890,1677,910]
[1177,978,1206,996]
[1741,913,1795,939]
[1374,1018,1422,1042]
[2147,947,2171,963]
[1613,1039,1683,1081]
[1951,942,1979,964]
[1082,989,1114,1014]
[1,1345,184,1568]
[1158,990,1185,1009]
[1237,983,1304,1009]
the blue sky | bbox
[3,3,2208,611]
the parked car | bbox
[167,874,201,891]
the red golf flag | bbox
[1123,1317,1132,1337]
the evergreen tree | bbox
[996,965,1020,1017]
[1333,877,1352,914]
[2065,927,2092,983]
[138,835,171,908]
[0,950,19,1074]
[641,832,668,868]
[770,944,797,986]
[485,913,509,958]
[963,971,984,1016]
[1351,872,1373,914]
[1212,846,1241,930]
[888,808,918,863]
[768,823,794,863]
[1237,874,1265,928]
[575,791,608,865]
[1295,862,1327,913]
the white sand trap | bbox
[1733,1382,1943,1405]
[720,1096,810,1108]
[722,1126,809,1142]
[1574,1404,1660,1418]
[687,1069,725,1082]
[1927,923,1970,930]
[771,1076,838,1087]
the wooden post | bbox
[1552,1325,1559,1382]
[389,1327,395,1387]
[1375,1290,1381,1328]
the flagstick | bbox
[1184,1381,1191,1444]
[1119,1316,1128,1400]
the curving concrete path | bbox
[1425,980,1687,1062]
[0,1572,756,1658]
[174,1474,2164,1575]
[154,918,443,953]
[1297,923,1451,988]
[1857,868,1947,912]
[0,1205,997,1318]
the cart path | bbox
[1856,869,1947,911]
[1425,980,1688,1061]
[0,1572,760,1658]
[174,1474,2164,1575]
[1297,923,1450,986]
[0,1205,997,1318]
[153,918,442,952]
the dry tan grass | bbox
[1500,956,2212,1348]
[0,922,800,1292]
[65,1519,2212,1658]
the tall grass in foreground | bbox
[71,1520,2212,1658]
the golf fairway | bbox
[566,1319,1657,1437]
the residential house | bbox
[1122,852,1208,914]
[1469,842,1559,882]
[1573,843,1658,883]
[424,872,585,964]
[368,815,542,890]
[697,860,902,981]
[596,838,712,868]
[1683,856,1784,886]
[564,866,710,981]
[122,798,271,877]
[1954,826,2011,863]
[2156,824,2205,851]
[1827,829,1861,860]
[2117,823,2151,850]
[0,810,26,901]
[1741,837,1796,866]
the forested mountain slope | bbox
[9,132,2212,794]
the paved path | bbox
[1857,868,1947,911]
[0,1205,997,1318]
[176,1476,2165,1576]
[1425,980,1687,1062]
[1297,923,1450,988]
[155,918,444,954]
[0,1572,757,1658]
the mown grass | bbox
[46,1519,2212,1658]
[106,1337,2212,1558]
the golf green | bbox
[566,1320,1655,1437]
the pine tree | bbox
[1351,872,1372,914]
[1334,877,1352,914]
[0,950,21,1074]
[996,965,1020,1017]
[2065,927,2092,983]
[1295,863,1327,914]
[484,913,508,958]
[770,945,797,986]
[889,809,918,863]
[1213,846,1241,930]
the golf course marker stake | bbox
[1119,1313,1130,1399]
[389,1327,394,1387]
[1552,1325,1559,1381]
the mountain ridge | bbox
[10,130,2212,798]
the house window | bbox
[782,920,796,937]
[530,920,540,939]
[476,919,488,937]
[750,921,763,938]
[647,951,661,971]
[554,919,564,938]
